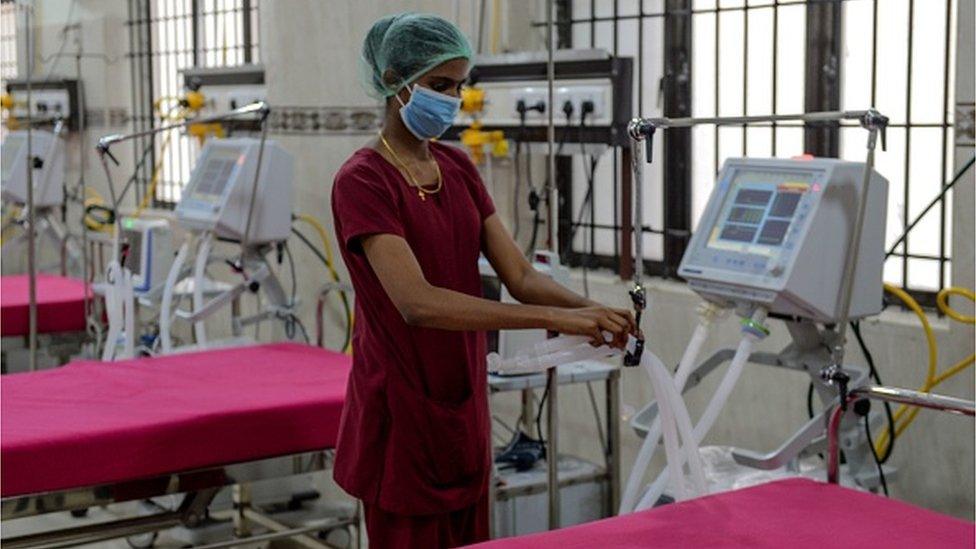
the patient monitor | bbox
[175,138,293,243]
[119,217,173,295]
[1,130,65,208]
[679,158,888,322]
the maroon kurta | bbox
[331,142,495,521]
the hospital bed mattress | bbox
[1,343,351,497]
[0,274,88,336]
[470,478,974,548]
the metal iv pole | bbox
[544,0,560,530]
[21,1,38,371]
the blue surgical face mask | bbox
[396,84,461,140]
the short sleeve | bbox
[332,163,404,254]
[469,171,496,222]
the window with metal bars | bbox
[127,0,260,207]
[551,0,958,300]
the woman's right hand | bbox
[548,306,636,348]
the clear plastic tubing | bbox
[634,308,768,511]
[654,352,707,495]
[619,315,713,513]
[160,240,191,353]
[644,350,688,501]
[192,233,212,347]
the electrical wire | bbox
[283,241,297,305]
[852,320,896,463]
[885,156,974,259]
[290,226,353,352]
[863,413,889,497]
[535,385,549,442]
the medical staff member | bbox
[331,13,635,548]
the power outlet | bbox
[11,89,72,119]
[511,87,548,119]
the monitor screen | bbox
[706,168,815,258]
[1,134,26,182]
[189,146,244,204]
[122,227,144,277]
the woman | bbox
[331,13,636,548]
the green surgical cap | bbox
[361,13,473,98]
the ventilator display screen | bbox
[706,168,815,257]
[189,146,244,203]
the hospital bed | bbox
[1,274,91,369]
[468,477,975,548]
[0,274,88,337]
[1,342,357,548]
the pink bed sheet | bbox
[470,478,974,548]
[1,343,351,497]
[0,274,88,336]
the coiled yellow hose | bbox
[294,214,354,353]
[875,284,974,455]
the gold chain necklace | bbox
[378,132,443,201]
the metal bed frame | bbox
[1,449,360,549]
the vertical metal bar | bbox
[803,0,841,157]
[609,0,617,269]
[589,0,595,48]
[663,0,693,276]
[192,0,200,66]
[713,6,720,174]
[619,146,634,280]
[772,0,778,156]
[871,0,878,105]
[24,3,37,371]
[637,1,644,118]
[938,0,952,290]
[742,2,749,156]
[545,0,560,531]
[146,1,157,204]
[902,0,914,290]
[75,19,90,336]
[545,365,559,529]
[606,371,621,514]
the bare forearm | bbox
[509,270,596,309]
[404,285,558,331]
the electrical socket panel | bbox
[10,89,72,119]
[472,79,614,127]
[197,85,266,114]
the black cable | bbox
[852,320,896,463]
[806,382,816,419]
[863,413,890,497]
[283,241,297,304]
[886,155,974,259]
[291,227,352,351]
[527,109,573,257]
[535,385,549,442]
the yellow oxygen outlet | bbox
[461,86,486,114]
[461,122,507,164]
